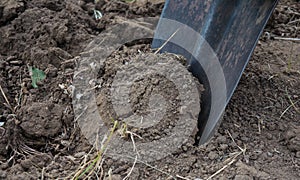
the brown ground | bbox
[0,0,299,179]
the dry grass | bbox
[69,120,119,180]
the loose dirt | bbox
[0,0,299,179]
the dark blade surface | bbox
[152,0,278,144]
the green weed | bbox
[28,66,46,88]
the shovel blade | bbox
[152,0,278,144]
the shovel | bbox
[152,0,278,144]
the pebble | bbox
[194,163,200,168]
[20,159,32,170]
[207,151,218,160]
[220,144,228,150]
[241,136,249,142]
[216,136,227,143]
[266,132,273,140]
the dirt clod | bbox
[97,48,201,143]
[18,102,63,137]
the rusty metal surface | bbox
[152,0,278,144]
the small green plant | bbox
[28,66,46,88]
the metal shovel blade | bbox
[152,0,278,144]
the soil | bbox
[96,45,202,139]
[0,0,299,179]
[93,46,202,163]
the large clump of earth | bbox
[71,41,205,163]
[96,44,204,144]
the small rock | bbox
[207,151,218,160]
[206,144,216,151]
[20,159,32,171]
[266,132,273,140]
[241,136,249,142]
[220,144,228,150]
[216,135,227,143]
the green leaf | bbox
[29,66,46,88]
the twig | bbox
[273,37,300,42]
[226,130,244,152]
[112,154,176,179]
[119,126,141,180]
[0,127,5,137]
[154,28,181,54]
[74,106,88,122]
[176,175,192,180]
[288,19,300,25]
[108,168,113,180]
[0,84,13,112]
[123,155,138,180]
[72,120,119,180]
[127,130,143,157]
[41,167,45,180]
[285,88,299,113]
[280,100,300,118]
[18,142,40,155]
[207,130,246,179]
[206,151,242,180]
